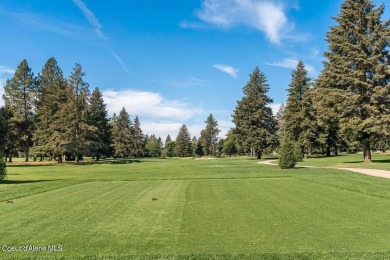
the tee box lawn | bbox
[1,154,390,259]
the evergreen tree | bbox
[0,151,6,181]
[33,58,67,161]
[278,139,296,169]
[232,67,278,159]
[132,116,145,157]
[282,61,311,158]
[200,114,220,156]
[85,87,112,160]
[318,0,390,162]
[111,108,133,158]
[55,63,93,162]
[145,135,161,157]
[0,107,16,162]
[174,124,192,157]
[3,59,35,162]
[191,136,198,157]
[275,103,285,140]
[222,129,238,157]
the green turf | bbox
[1,157,390,259]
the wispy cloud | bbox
[110,50,131,74]
[185,0,298,44]
[267,58,316,75]
[213,64,239,78]
[72,0,105,39]
[0,66,15,75]
[179,21,207,29]
[102,89,203,120]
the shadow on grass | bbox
[75,159,143,165]
[0,179,63,184]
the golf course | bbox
[1,154,390,259]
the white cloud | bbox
[194,0,295,44]
[102,89,203,121]
[72,0,105,39]
[213,64,239,78]
[267,58,316,75]
[270,103,281,115]
[0,66,15,106]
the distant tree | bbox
[85,87,112,160]
[111,108,133,158]
[146,135,161,157]
[33,58,68,161]
[3,59,36,162]
[317,0,390,162]
[222,129,238,157]
[199,114,220,156]
[278,139,296,169]
[174,124,192,157]
[282,61,311,158]
[232,67,278,159]
[132,116,145,157]
[191,136,198,157]
[275,103,285,140]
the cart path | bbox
[258,160,390,179]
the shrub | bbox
[278,140,296,169]
[0,152,6,181]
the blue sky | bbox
[0,0,388,139]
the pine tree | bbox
[145,135,161,157]
[282,61,311,158]
[278,139,296,169]
[200,114,220,156]
[174,124,192,157]
[55,63,92,162]
[232,67,278,159]
[3,59,36,162]
[318,0,390,162]
[132,116,145,157]
[85,87,112,160]
[222,129,238,157]
[0,107,16,162]
[33,58,67,161]
[111,108,133,158]
[0,151,6,181]
[191,136,198,157]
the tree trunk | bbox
[8,154,12,163]
[326,146,331,157]
[257,151,261,160]
[334,146,338,156]
[363,139,372,163]
[75,155,80,163]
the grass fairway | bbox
[1,157,390,259]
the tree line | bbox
[0,58,222,163]
[0,0,389,167]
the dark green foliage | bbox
[33,58,68,161]
[278,140,296,169]
[132,116,145,157]
[317,0,390,162]
[111,108,133,158]
[174,124,192,157]
[165,141,176,157]
[199,114,220,156]
[3,59,35,162]
[145,135,161,157]
[222,129,238,157]
[282,61,312,158]
[294,142,303,162]
[0,151,6,180]
[232,67,278,159]
[86,87,112,160]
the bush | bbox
[0,152,6,181]
[278,140,296,169]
